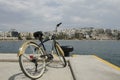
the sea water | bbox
[0,40,120,67]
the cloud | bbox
[0,0,120,32]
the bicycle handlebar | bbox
[55,22,62,33]
[56,22,62,27]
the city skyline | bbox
[0,0,120,32]
[1,27,120,40]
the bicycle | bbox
[18,23,67,79]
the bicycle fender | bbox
[56,43,65,56]
[18,40,33,56]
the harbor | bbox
[0,0,120,80]
[0,54,120,80]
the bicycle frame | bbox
[38,22,62,56]
[38,34,58,56]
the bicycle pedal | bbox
[40,54,47,58]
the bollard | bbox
[61,45,74,57]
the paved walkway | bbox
[0,62,73,80]
[0,54,120,80]
[69,55,120,80]
[0,54,73,80]
[0,54,18,62]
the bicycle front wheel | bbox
[18,41,46,79]
[53,42,67,67]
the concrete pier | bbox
[0,53,120,80]
[69,55,120,80]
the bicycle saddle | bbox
[33,31,43,40]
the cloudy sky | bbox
[0,0,120,32]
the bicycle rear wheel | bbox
[18,41,46,79]
[49,42,67,68]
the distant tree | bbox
[75,32,84,40]
[105,29,112,36]
[18,33,23,40]
[117,32,120,40]
[75,32,79,39]
[26,33,33,40]
[112,30,118,39]
[56,32,68,39]
[95,28,104,34]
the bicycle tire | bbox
[54,42,67,67]
[18,41,46,79]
